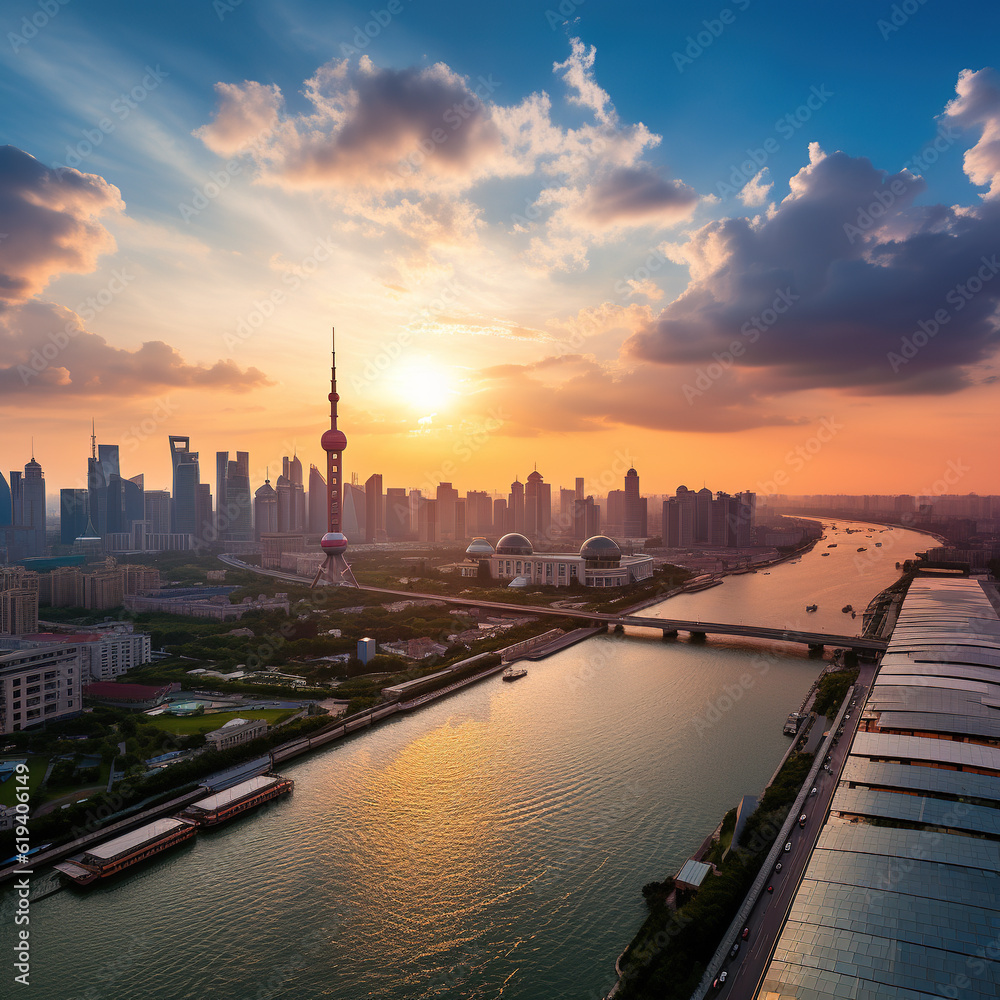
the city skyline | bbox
[2,1,1000,494]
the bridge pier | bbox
[613,624,624,634]
[661,629,678,640]
[689,631,707,641]
[808,643,824,656]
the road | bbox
[713,662,876,996]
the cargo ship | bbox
[502,666,528,682]
[178,774,294,828]
[53,817,196,886]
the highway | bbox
[713,662,876,997]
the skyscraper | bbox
[365,474,384,543]
[144,490,171,534]
[509,478,524,532]
[436,482,458,540]
[169,436,200,536]
[20,455,46,557]
[308,465,327,535]
[254,477,278,539]
[623,468,648,538]
[0,472,11,529]
[60,489,89,545]
[385,488,409,540]
[524,470,551,540]
[312,329,357,587]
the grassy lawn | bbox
[42,760,112,804]
[141,708,295,735]
[0,754,49,808]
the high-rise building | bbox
[14,455,47,557]
[695,487,713,543]
[436,482,458,540]
[385,488,409,540]
[524,470,551,541]
[107,474,143,535]
[559,488,576,530]
[365,474,384,543]
[226,451,252,541]
[308,465,327,535]
[573,496,601,540]
[623,468,648,538]
[0,471,11,528]
[418,498,437,542]
[606,490,625,538]
[343,483,366,539]
[254,478,278,539]
[493,498,509,534]
[60,489,89,546]
[144,490,171,534]
[465,491,493,537]
[509,479,524,532]
[169,436,200,536]
[408,490,422,535]
[575,477,584,500]
[216,451,229,531]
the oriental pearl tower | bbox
[311,329,358,588]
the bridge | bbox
[358,585,888,653]
[216,556,886,653]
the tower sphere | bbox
[329,392,340,402]
[322,429,348,452]
[321,532,349,553]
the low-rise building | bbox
[82,680,179,709]
[204,717,268,750]
[0,642,82,733]
[20,625,151,682]
[489,534,655,588]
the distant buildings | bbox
[216,450,252,542]
[123,590,290,620]
[0,567,39,635]
[662,486,755,548]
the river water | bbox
[13,520,931,1000]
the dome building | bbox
[488,533,652,589]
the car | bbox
[784,841,792,852]
[742,927,750,940]
[766,885,774,893]
[729,943,740,959]
[845,714,851,720]
[810,786,817,796]
[798,813,808,827]
[775,861,782,872]
[823,764,830,771]
[712,971,728,988]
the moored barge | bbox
[54,817,197,886]
[179,774,294,827]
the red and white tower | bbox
[312,329,358,588]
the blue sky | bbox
[2,0,999,494]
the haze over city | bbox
[3,0,1000,495]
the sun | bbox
[390,359,456,412]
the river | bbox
[11,520,932,1000]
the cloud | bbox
[576,165,698,228]
[0,300,272,397]
[625,141,1000,396]
[944,67,1000,199]
[0,146,123,302]
[460,354,799,434]
[193,81,284,157]
[195,42,699,274]
[739,168,773,207]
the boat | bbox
[805,604,818,612]
[53,817,197,886]
[842,605,853,613]
[857,546,867,552]
[502,667,528,682]
[821,552,830,557]
[178,774,293,828]
[875,542,882,547]
[827,544,837,548]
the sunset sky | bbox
[2,0,999,498]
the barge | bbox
[179,774,294,828]
[53,817,196,886]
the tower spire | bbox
[312,325,356,588]
[91,418,96,460]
